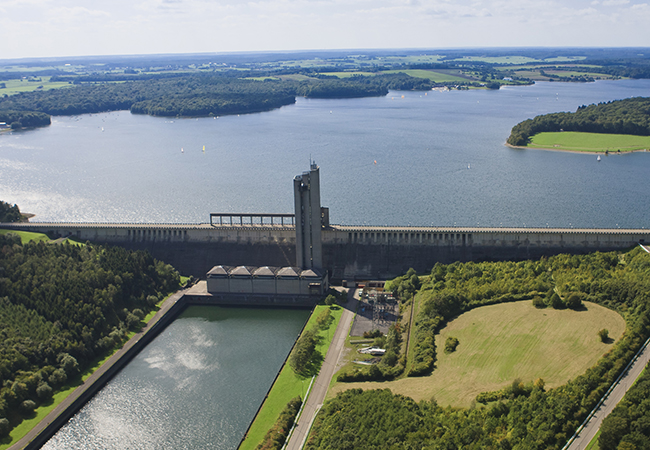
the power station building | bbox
[205,163,328,298]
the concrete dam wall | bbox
[3,222,648,279]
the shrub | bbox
[550,293,564,309]
[289,329,317,374]
[565,293,583,310]
[444,337,459,354]
[532,296,546,308]
[20,400,36,415]
[316,309,332,330]
[363,329,382,339]
[36,382,53,400]
[599,329,610,342]
[0,418,10,438]
[255,397,302,450]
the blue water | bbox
[0,79,649,227]
[42,306,310,450]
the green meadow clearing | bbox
[528,131,650,153]
[329,300,625,407]
[383,69,469,83]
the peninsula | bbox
[506,97,650,153]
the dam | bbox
[2,163,648,280]
[3,220,648,280]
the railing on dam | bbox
[209,213,295,227]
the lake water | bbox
[42,306,310,450]
[1,79,649,228]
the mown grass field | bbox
[528,131,650,153]
[329,300,625,407]
[383,69,469,83]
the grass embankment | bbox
[0,284,181,449]
[329,300,625,408]
[527,131,650,153]
[0,229,50,243]
[240,304,344,450]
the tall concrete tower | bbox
[294,162,323,271]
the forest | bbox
[507,97,650,146]
[0,233,181,438]
[0,202,22,223]
[0,73,432,123]
[0,111,50,129]
[599,358,650,450]
[307,248,650,450]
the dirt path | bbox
[285,288,358,450]
[8,289,187,450]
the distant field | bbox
[321,71,376,78]
[528,131,650,153]
[329,300,625,407]
[0,77,72,95]
[383,69,469,82]
[452,56,540,65]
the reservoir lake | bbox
[2,79,650,448]
[1,79,649,228]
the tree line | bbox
[0,73,436,124]
[307,248,650,449]
[0,111,50,129]
[507,97,650,146]
[0,202,22,223]
[0,232,180,438]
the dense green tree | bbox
[0,201,22,223]
[507,97,650,146]
[316,248,650,449]
[0,231,181,435]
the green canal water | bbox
[42,306,310,450]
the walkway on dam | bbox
[565,338,650,450]
[8,289,187,450]
[285,288,359,450]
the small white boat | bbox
[597,155,601,161]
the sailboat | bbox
[202,145,205,154]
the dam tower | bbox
[294,162,325,271]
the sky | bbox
[1,0,649,60]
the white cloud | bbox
[0,0,648,59]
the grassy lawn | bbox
[528,131,650,153]
[0,229,50,244]
[239,304,344,450]
[329,300,625,408]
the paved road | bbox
[285,288,358,450]
[566,338,650,450]
[8,289,186,450]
